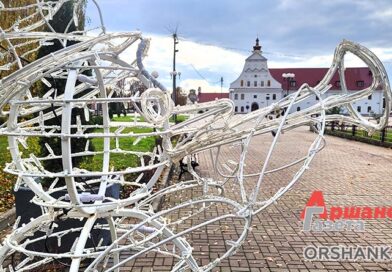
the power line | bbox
[188,63,219,83]
[188,63,221,85]
[178,35,392,63]
[178,36,310,60]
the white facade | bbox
[229,38,283,113]
[229,39,384,116]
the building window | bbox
[247,81,250,87]
[266,94,270,100]
[335,81,341,87]
[240,80,244,87]
[246,105,249,110]
[272,94,276,100]
[254,81,257,87]
[260,81,264,87]
[290,81,296,87]
[241,106,244,112]
[234,94,238,100]
[241,94,245,100]
[367,106,372,112]
[357,80,364,87]
[235,106,238,112]
[368,94,372,100]
[254,95,257,98]
[297,106,301,111]
[357,106,361,112]
[316,96,319,100]
[267,80,271,87]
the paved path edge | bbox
[0,207,15,231]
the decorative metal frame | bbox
[0,1,390,271]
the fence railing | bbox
[325,122,392,145]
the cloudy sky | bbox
[86,0,392,93]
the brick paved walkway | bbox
[125,126,392,271]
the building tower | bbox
[229,38,282,113]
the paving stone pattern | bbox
[123,127,392,271]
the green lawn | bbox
[0,136,41,212]
[79,127,156,172]
[111,115,145,122]
[111,114,188,123]
[332,128,392,142]
[0,136,13,212]
[0,126,157,212]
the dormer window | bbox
[254,81,257,87]
[247,81,250,87]
[357,80,364,87]
[260,81,264,87]
[335,81,341,87]
[240,80,244,87]
[267,80,271,87]
[290,81,296,87]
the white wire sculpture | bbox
[0,1,390,271]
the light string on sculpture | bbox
[0,1,390,271]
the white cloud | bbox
[176,39,245,72]
[132,33,245,93]
[373,8,392,21]
[359,3,392,23]
[269,52,365,68]
[269,48,392,69]
[180,79,222,94]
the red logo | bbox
[301,191,392,221]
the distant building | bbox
[198,92,229,103]
[228,38,384,115]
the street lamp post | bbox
[172,33,179,123]
[220,76,223,99]
[282,73,295,96]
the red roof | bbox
[269,67,375,91]
[198,92,229,103]
[197,67,377,103]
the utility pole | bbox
[172,33,179,124]
[220,76,223,98]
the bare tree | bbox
[176,86,187,106]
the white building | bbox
[229,38,385,115]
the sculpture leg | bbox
[69,215,97,272]
[108,217,120,272]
